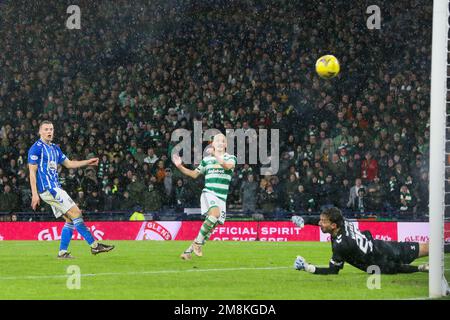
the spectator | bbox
[143,183,163,212]
[0,185,19,212]
[127,174,146,207]
[237,164,254,181]
[240,174,258,214]
[111,177,122,196]
[134,147,146,165]
[75,190,87,211]
[399,185,416,215]
[415,172,429,215]
[336,179,351,209]
[258,185,278,214]
[163,168,174,204]
[81,168,98,194]
[174,179,189,212]
[318,174,338,209]
[129,206,146,221]
[154,160,166,183]
[361,151,379,182]
[285,173,300,206]
[352,188,367,214]
[119,191,135,211]
[366,176,385,211]
[97,155,110,179]
[144,148,159,165]
[294,185,316,214]
[328,153,346,180]
[347,178,365,209]
[85,189,104,212]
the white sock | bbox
[184,244,193,254]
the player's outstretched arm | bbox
[294,256,341,275]
[62,158,99,169]
[311,264,341,275]
[291,215,320,228]
[172,154,201,179]
[28,164,40,210]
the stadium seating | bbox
[0,1,431,220]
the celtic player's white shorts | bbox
[39,187,76,218]
[200,191,227,224]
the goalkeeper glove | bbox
[291,215,305,229]
[293,256,316,273]
[294,255,307,270]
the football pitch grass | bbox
[0,240,439,300]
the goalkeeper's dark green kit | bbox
[303,217,421,274]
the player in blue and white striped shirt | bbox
[28,121,114,259]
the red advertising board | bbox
[0,222,143,241]
[358,221,398,241]
[0,221,445,242]
[257,222,318,241]
[445,223,450,243]
[0,221,317,241]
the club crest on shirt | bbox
[49,161,57,171]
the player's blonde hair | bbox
[39,120,53,129]
[213,133,226,142]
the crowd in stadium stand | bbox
[0,0,432,220]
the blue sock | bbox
[73,217,96,246]
[59,222,74,252]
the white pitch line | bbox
[0,266,290,281]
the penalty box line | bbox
[0,266,290,281]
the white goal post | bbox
[429,0,449,298]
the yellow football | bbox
[315,55,340,79]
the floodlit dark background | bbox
[0,0,434,221]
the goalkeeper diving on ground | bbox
[291,207,450,275]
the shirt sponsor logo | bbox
[49,161,57,170]
[208,168,225,174]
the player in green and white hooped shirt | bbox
[172,133,237,259]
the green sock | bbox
[204,222,218,241]
[195,216,218,244]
